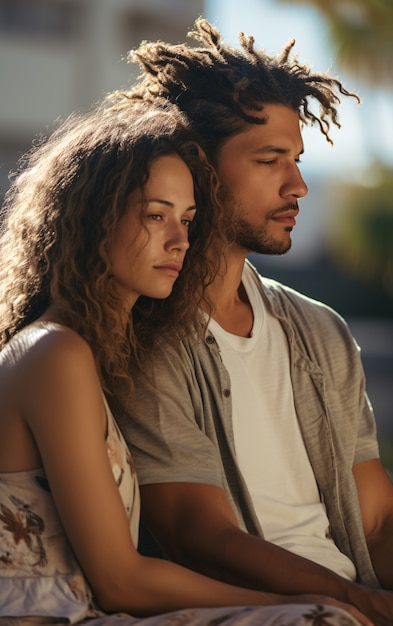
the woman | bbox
[0,102,370,626]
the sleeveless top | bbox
[0,323,140,623]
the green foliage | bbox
[329,163,393,299]
[275,0,393,300]
[276,0,393,86]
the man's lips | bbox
[271,208,299,227]
[272,214,297,226]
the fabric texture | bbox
[0,603,364,626]
[207,268,357,581]
[120,261,380,588]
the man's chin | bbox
[252,240,292,256]
[234,230,293,256]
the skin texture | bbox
[136,106,393,626]
[111,155,197,308]
[217,105,307,258]
[0,152,372,623]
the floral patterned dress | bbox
[0,325,361,626]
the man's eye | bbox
[256,160,277,166]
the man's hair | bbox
[0,102,223,394]
[110,17,359,163]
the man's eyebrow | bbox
[252,145,304,156]
[147,198,197,211]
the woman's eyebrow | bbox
[147,199,197,211]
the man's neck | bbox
[206,249,254,338]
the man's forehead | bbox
[229,109,302,144]
[242,102,299,120]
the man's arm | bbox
[140,481,393,626]
[353,457,393,589]
[141,482,346,591]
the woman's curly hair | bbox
[109,17,359,163]
[0,102,224,395]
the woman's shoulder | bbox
[0,321,93,371]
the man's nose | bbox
[283,165,308,199]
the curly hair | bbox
[0,102,224,394]
[109,17,360,162]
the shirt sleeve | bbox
[119,338,224,488]
[351,338,380,464]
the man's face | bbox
[216,103,308,255]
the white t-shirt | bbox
[208,265,356,580]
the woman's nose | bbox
[166,223,190,252]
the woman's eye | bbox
[181,218,192,228]
[147,214,162,221]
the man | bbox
[114,18,393,625]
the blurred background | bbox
[0,0,392,467]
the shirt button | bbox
[223,388,231,398]
[206,335,215,344]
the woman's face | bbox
[110,154,197,309]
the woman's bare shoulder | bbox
[0,323,99,471]
[1,321,91,365]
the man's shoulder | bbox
[245,260,346,325]
[134,329,212,381]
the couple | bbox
[1,18,392,626]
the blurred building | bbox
[0,0,203,198]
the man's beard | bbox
[223,193,295,255]
[231,215,293,255]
